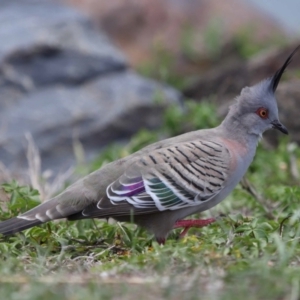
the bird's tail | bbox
[0,217,43,236]
[0,196,62,236]
[0,193,77,236]
[0,181,98,236]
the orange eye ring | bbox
[256,107,268,119]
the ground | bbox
[1,100,300,300]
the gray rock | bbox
[0,0,126,62]
[4,46,126,88]
[0,0,181,174]
[0,0,127,92]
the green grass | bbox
[0,99,300,299]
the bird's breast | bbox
[220,137,255,176]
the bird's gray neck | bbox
[219,110,260,148]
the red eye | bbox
[256,107,268,119]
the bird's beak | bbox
[271,120,288,135]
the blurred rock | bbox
[67,0,286,71]
[0,0,181,175]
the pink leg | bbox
[173,218,216,238]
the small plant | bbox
[0,101,299,298]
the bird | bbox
[0,47,298,244]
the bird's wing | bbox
[105,139,231,212]
[0,139,232,236]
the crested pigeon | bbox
[0,47,297,244]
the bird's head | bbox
[226,46,299,137]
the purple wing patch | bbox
[108,175,146,199]
[120,181,145,197]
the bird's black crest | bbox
[271,45,300,93]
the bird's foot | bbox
[173,218,216,239]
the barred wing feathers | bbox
[107,140,231,211]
